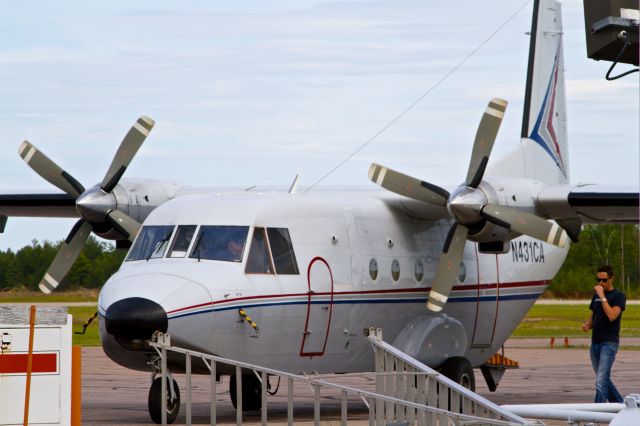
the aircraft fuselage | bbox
[98,188,568,375]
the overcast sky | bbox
[0,0,638,250]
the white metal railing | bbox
[366,327,532,425]
[149,331,535,425]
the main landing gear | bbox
[439,356,476,391]
[230,372,263,411]
[228,369,281,411]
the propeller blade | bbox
[18,141,85,198]
[465,98,507,188]
[101,116,155,193]
[427,223,469,312]
[368,163,450,206]
[106,210,141,242]
[481,203,568,248]
[38,220,92,294]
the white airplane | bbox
[0,0,637,423]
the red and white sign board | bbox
[0,306,71,425]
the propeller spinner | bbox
[369,98,567,312]
[18,116,154,293]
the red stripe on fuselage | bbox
[167,280,549,314]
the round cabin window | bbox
[369,259,378,281]
[391,259,400,281]
[458,262,467,283]
[414,260,424,282]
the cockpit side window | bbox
[167,225,197,258]
[245,227,274,274]
[126,225,175,261]
[267,228,299,275]
[189,226,249,262]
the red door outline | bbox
[300,256,334,357]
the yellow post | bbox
[23,305,36,426]
[71,346,82,425]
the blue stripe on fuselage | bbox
[167,293,540,320]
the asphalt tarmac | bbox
[81,338,639,425]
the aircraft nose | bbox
[104,297,168,340]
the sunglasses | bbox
[596,278,609,283]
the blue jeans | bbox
[590,342,623,403]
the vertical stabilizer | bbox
[488,0,569,185]
[521,0,569,184]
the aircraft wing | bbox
[537,184,639,225]
[0,193,78,218]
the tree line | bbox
[0,237,126,291]
[550,224,638,297]
[0,225,637,296]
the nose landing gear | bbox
[148,355,181,424]
[148,376,181,424]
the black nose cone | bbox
[105,297,168,340]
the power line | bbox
[305,0,532,192]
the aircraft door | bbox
[300,257,334,357]
[471,250,499,348]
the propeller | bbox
[20,116,154,294]
[368,98,568,312]
[18,141,85,198]
[39,220,92,294]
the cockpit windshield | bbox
[246,227,299,274]
[126,225,175,261]
[168,225,197,258]
[189,226,249,262]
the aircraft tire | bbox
[148,376,181,424]
[230,373,262,411]
[440,356,475,391]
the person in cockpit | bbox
[226,238,245,262]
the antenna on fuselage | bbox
[288,173,300,194]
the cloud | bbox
[566,79,639,98]
[0,0,637,250]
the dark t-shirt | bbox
[589,289,626,344]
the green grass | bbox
[512,304,640,338]
[69,306,101,346]
[0,289,98,303]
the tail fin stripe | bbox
[528,48,567,178]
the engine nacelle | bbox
[467,220,518,244]
[466,177,547,245]
[94,179,185,241]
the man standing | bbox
[582,265,626,403]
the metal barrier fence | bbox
[149,331,534,425]
[366,327,530,425]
